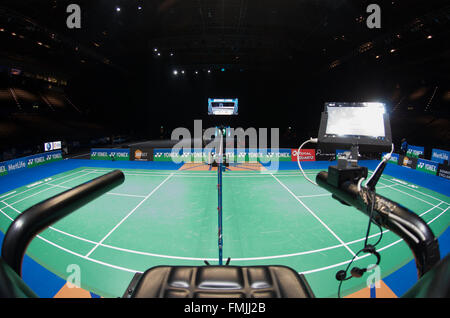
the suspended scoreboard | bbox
[208,98,238,115]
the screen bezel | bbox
[317,102,392,153]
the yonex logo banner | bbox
[153,148,292,162]
[291,149,316,161]
[0,150,63,177]
[383,152,399,165]
[406,145,425,158]
[416,159,438,176]
[0,163,7,176]
[90,148,130,161]
[431,148,450,164]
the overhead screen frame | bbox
[208,98,239,116]
[317,102,393,153]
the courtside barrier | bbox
[416,158,439,176]
[437,164,450,180]
[0,150,62,177]
[152,148,294,163]
[90,148,130,161]
[130,147,154,161]
[406,145,425,158]
[398,154,418,169]
[431,148,450,164]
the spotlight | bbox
[221,68,225,72]
[116,7,121,12]
[181,70,185,74]
[157,52,161,56]
[170,52,174,56]
[207,70,211,73]
[173,70,178,75]
[195,70,199,74]
[154,48,158,52]
[427,35,433,39]
[138,6,142,10]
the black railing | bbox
[1,170,125,276]
[316,171,441,278]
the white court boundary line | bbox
[0,167,448,276]
[1,201,447,275]
[84,173,175,257]
[270,173,356,257]
[6,171,96,207]
[0,168,91,202]
[45,183,146,199]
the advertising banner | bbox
[315,149,336,161]
[383,152,400,165]
[431,148,450,164]
[406,145,425,158]
[0,150,62,177]
[291,149,316,161]
[153,148,292,163]
[130,147,154,161]
[0,162,7,176]
[44,141,62,152]
[27,151,63,168]
[437,164,450,180]
[153,148,181,162]
[257,149,291,163]
[398,155,418,169]
[90,148,130,161]
[416,159,439,176]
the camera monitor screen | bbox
[208,98,238,115]
[318,102,392,152]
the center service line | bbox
[85,173,174,257]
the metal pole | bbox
[218,131,224,265]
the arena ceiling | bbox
[1,0,449,74]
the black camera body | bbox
[326,157,368,189]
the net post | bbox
[217,130,224,265]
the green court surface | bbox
[0,167,449,297]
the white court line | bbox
[84,168,320,176]
[6,170,96,206]
[296,184,396,198]
[1,200,98,245]
[0,191,16,199]
[0,169,90,202]
[0,207,138,273]
[300,204,450,275]
[270,173,357,257]
[85,173,175,257]
[379,183,445,210]
[3,180,443,264]
[380,176,449,203]
[0,167,448,277]
[428,206,450,224]
[46,183,146,198]
[0,192,447,276]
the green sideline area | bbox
[0,167,448,297]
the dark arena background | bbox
[0,0,449,305]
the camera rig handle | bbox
[316,171,440,279]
